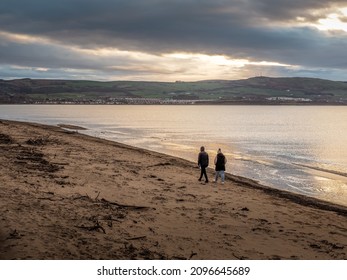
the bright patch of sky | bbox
[314,7,347,32]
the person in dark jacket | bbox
[214,148,227,184]
[198,146,209,183]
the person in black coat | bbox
[214,148,227,184]
[198,146,209,183]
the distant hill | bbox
[0,76,347,104]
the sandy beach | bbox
[0,119,346,260]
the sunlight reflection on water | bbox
[1,105,347,206]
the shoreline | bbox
[80,122,347,214]
[7,119,347,214]
[82,129,347,215]
[1,119,346,259]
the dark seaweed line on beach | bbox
[227,174,347,217]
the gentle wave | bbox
[294,163,347,178]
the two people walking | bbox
[198,146,227,184]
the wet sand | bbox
[0,119,346,259]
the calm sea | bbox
[1,105,347,207]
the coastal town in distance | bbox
[1,76,347,105]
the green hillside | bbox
[0,77,347,104]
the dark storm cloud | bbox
[242,0,346,21]
[0,0,347,80]
[0,39,133,71]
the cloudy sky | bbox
[1,0,347,81]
